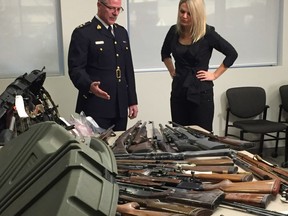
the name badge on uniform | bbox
[95,41,104,45]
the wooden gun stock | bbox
[224,192,273,208]
[119,195,213,216]
[202,179,281,195]
[185,157,234,166]
[117,202,185,216]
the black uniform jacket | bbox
[68,17,138,118]
[161,24,238,104]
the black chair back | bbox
[280,85,288,113]
[226,87,266,118]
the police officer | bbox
[68,0,138,131]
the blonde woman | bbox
[161,0,238,131]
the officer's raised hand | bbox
[90,81,110,100]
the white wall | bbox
[1,0,287,148]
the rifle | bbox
[114,148,236,160]
[163,124,202,151]
[98,124,116,145]
[236,152,288,189]
[111,120,141,154]
[119,195,213,216]
[221,201,288,216]
[132,121,149,144]
[231,152,272,180]
[117,163,238,174]
[117,176,273,209]
[116,156,235,166]
[118,182,224,210]
[188,179,281,195]
[158,124,177,152]
[155,171,253,183]
[117,202,186,216]
[169,121,255,150]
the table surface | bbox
[106,126,288,216]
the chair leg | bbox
[258,134,265,156]
[281,128,288,168]
[271,131,280,158]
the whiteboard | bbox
[0,0,64,78]
[128,0,281,72]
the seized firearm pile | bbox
[99,120,288,216]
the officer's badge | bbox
[97,25,102,30]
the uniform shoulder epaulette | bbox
[114,23,124,29]
[77,21,91,29]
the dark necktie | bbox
[108,25,114,37]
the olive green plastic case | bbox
[0,121,118,216]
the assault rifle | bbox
[162,124,202,151]
[0,69,46,119]
[165,124,228,151]
[111,120,141,154]
[169,121,255,150]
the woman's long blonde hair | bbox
[176,0,206,43]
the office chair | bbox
[224,87,288,167]
[278,85,288,123]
